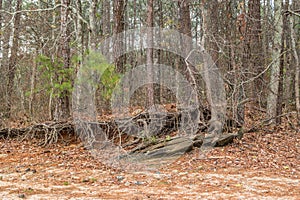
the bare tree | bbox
[0,0,299,129]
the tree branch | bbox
[0,4,90,30]
[287,10,300,17]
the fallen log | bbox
[118,131,242,164]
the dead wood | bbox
[0,108,242,153]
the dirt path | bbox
[1,130,299,199]
[0,167,299,199]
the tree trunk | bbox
[0,0,4,112]
[1,0,13,85]
[102,0,111,54]
[146,0,154,107]
[29,52,37,118]
[178,0,192,45]
[178,0,193,81]
[230,2,244,126]
[177,0,200,109]
[48,0,56,120]
[0,0,2,59]
[89,0,97,50]
[55,0,71,121]
[205,0,219,64]
[289,3,300,123]
[75,0,84,70]
[113,0,126,73]
[200,1,226,138]
[276,1,288,125]
[6,0,22,118]
[267,0,282,124]
[248,0,263,102]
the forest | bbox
[0,0,299,199]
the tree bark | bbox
[55,0,71,121]
[29,52,37,118]
[6,0,22,118]
[0,0,2,58]
[146,0,154,107]
[1,0,13,82]
[75,0,84,69]
[177,0,200,110]
[267,0,282,124]
[178,0,192,40]
[205,0,219,64]
[200,1,226,139]
[248,0,263,101]
[156,0,163,104]
[102,0,111,54]
[289,3,300,123]
[0,0,4,112]
[113,0,126,73]
[89,0,97,50]
[178,0,193,80]
[276,1,288,125]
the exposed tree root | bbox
[0,108,242,154]
[0,121,74,146]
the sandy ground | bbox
[0,130,299,199]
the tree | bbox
[177,0,200,111]
[0,0,2,61]
[276,0,289,124]
[200,0,226,138]
[0,0,299,130]
[248,0,263,101]
[101,0,111,54]
[177,0,193,80]
[178,0,192,42]
[204,0,219,64]
[75,0,84,67]
[54,0,71,121]
[113,0,127,73]
[6,0,22,118]
[289,1,300,123]
[146,0,154,107]
[267,0,283,124]
[89,0,97,50]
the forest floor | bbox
[0,124,299,199]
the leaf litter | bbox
[0,124,299,199]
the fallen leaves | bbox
[0,126,299,199]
